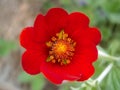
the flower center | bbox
[53,40,67,54]
[46,30,76,65]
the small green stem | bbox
[95,63,113,84]
[98,49,120,61]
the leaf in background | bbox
[18,72,33,83]
[109,13,120,24]
[108,39,120,56]
[100,27,112,41]
[70,87,80,90]
[97,46,110,58]
[42,0,55,12]
[59,81,82,90]
[31,74,45,90]
[100,65,120,90]
[18,72,45,90]
[103,0,120,13]
[105,71,114,90]
[91,85,101,90]
[112,69,120,90]
[0,39,16,56]
[60,0,72,6]
[93,59,106,79]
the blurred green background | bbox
[0,0,120,90]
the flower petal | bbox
[65,12,89,34]
[74,35,98,63]
[78,46,98,63]
[34,14,49,42]
[41,62,64,84]
[86,27,101,45]
[77,63,95,81]
[69,27,101,45]
[67,28,93,47]
[45,8,68,36]
[20,27,41,50]
[66,27,100,48]
[41,61,79,84]
[22,50,46,75]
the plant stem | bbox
[98,49,120,61]
[95,63,113,84]
[98,46,120,61]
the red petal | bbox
[68,28,93,47]
[77,45,98,63]
[77,63,95,81]
[45,8,68,37]
[41,62,64,84]
[86,27,101,45]
[65,12,89,34]
[66,27,100,47]
[34,14,49,42]
[20,27,41,50]
[41,61,79,84]
[68,27,101,45]
[22,50,46,75]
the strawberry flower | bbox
[20,8,101,84]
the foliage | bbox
[18,72,45,90]
[0,39,16,56]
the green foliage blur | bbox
[1,0,120,90]
[0,39,16,56]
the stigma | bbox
[46,30,76,65]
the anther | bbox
[46,30,76,65]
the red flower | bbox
[20,8,101,84]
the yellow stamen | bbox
[46,30,76,65]
[56,30,64,39]
[54,41,67,54]
[58,59,61,62]
[51,37,57,41]
[52,59,56,63]
[46,41,52,47]
[50,55,54,59]
[66,60,71,64]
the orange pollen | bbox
[46,30,76,65]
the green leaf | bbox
[59,81,82,90]
[60,0,72,5]
[109,13,120,24]
[31,74,45,90]
[112,70,120,90]
[100,27,112,41]
[100,65,120,90]
[18,72,33,83]
[103,0,120,13]
[0,39,16,56]
[105,71,114,90]
[108,39,120,55]
[18,72,45,90]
